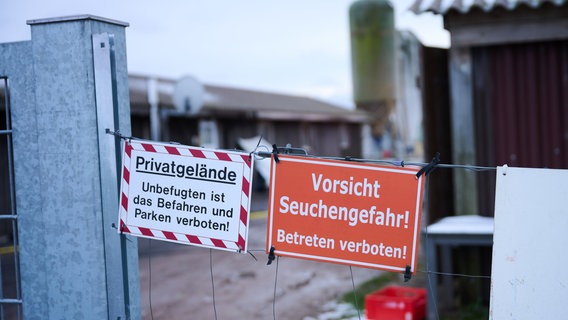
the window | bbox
[0,77,22,319]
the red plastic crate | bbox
[365,285,427,320]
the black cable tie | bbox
[267,246,276,265]
[416,152,440,178]
[404,265,412,282]
[272,144,280,164]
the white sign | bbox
[491,166,568,319]
[118,140,254,253]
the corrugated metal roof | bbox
[410,0,567,14]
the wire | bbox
[105,129,501,173]
[148,239,154,320]
[349,266,361,320]
[431,163,496,172]
[252,150,498,172]
[273,256,279,320]
[423,175,442,320]
[422,175,439,320]
[210,249,218,320]
[249,134,264,161]
[420,175,491,320]
[112,136,500,318]
[419,270,492,279]
[425,270,440,320]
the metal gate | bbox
[0,77,22,319]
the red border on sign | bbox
[118,140,253,253]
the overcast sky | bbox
[1,0,448,108]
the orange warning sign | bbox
[266,155,425,273]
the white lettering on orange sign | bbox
[311,173,380,198]
[278,196,409,228]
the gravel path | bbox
[138,217,381,320]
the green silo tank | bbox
[349,0,396,137]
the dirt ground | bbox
[137,216,383,320]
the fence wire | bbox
[140,158,494,320]
[111,135,497,319]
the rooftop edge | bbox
[27,14,129,27]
